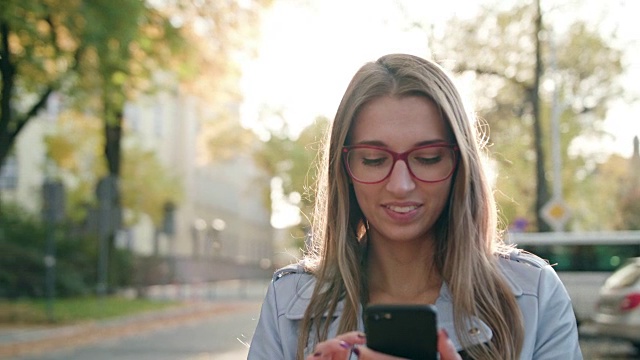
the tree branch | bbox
[452,63,531,91]
[12,87,54,139]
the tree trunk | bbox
[533,0,551,232]
[105,111,123,177]
[102,104,124,292]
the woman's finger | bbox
[437,329,462,360]
[306,339,351,359]
[350,344,406,360]
[306,331,367,359]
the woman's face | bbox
[349,95,454,244]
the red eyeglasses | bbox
[342,144,458,184]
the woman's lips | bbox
[382,203,422,221]
[386,204,420,213]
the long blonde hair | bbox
[297,54,523,359]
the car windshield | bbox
[603,259,640,290]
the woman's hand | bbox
[436,329,463,360]
[307,329,462,360]
[306,331,366,359]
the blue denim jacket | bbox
[248,250,583,359]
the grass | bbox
[0,297,180,326]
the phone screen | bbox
[364,304,438,360]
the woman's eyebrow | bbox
[414,139,451,146]
[352,140,387,146]
[352,139,450,147]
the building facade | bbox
[1,82,274,283]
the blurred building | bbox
[0,78,274,283]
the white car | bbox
[593,257,640,350]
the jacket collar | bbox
[284,276,346,320]
[284,272,521,322]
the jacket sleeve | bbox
[533,265,583,359]
[248,280,284,359]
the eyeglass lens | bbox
[346,146,455,183]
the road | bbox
[5,298,639,359]
[9,301,261,360]
[579,334,639,360]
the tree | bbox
[611,138,640,230]
[158,0,274,163]
[579,153,633,230]
[1,0,271,205]
[44,111,182,227]
[3,0,272,293]
[428,2,624,231]
[0,1,83,206]
[252,113,330,244]
[43,110,105,221]
[120,145,183,228]
[0,0,183,215]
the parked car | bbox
[593,257,640,350]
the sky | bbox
[241,0,640,152]
[239,0,640,227]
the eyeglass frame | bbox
[342,143,459,184]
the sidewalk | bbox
[0,280,269,359]
[0,301,260,359]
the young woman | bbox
[248,54,582,360]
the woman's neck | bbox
[366,238,442,305]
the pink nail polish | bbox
[339,341,351,349]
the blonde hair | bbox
[297,54,523,359]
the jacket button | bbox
[469,327,480,335]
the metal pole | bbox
[96,176,114,298]
[550,38,563,201]
[44,221,56,322]
[42,180,64,322]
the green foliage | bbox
[121,145,183,227]
[568,155,623,230]
[0,202,133,299]
[612,154,640,230]
[432,3,624,230]
[252,116,329,230]
[43,111,183,228]
[204,115,257,161]
[72,0,185,118]
[44,110,106,220]
[0,296,177,325]
[618,188,640,230]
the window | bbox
[0,156,18,190]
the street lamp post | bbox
[42,180,65,322]
[210,218,226,258]
[191,218,207,259]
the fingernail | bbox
[313,351,322,357]
[339,341,351,349]
[441,328,449,338]
[357,332,366,339]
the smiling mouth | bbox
[386,205,420,213]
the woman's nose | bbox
[385,160,416,194]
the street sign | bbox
[540,196,571,231]
[42,180,65,224]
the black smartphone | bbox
[364,304,438,360]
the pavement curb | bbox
[0,301,258,359]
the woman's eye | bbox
[362,157,387,166]
[414,156,440,165]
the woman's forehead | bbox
[349,95,451,147]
